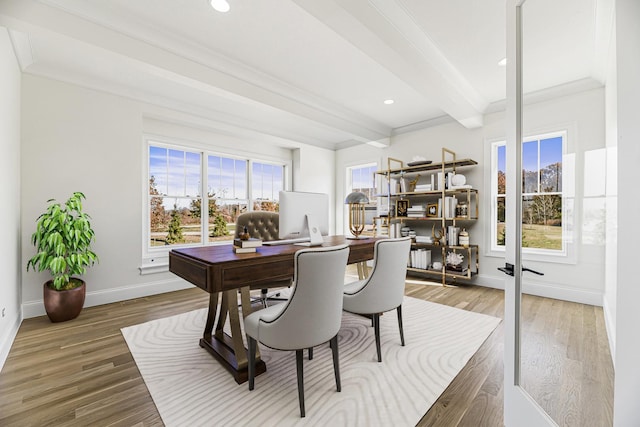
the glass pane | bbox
[350,164,377,206]
[185,152,201,197]
[208,200,247,242]
[522,140,539,193]
[149,146,168,195]
[522,195,562,250]
[497,145,506,195]
[149,197,201,247]
[167,149,186,196]
[235,159,247,199]
[496,196,505,246]
[208,155,223,196]
[540,136,563,192]
[253,200,279,211]
[252,162,264,200]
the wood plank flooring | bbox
[0,276,613,426]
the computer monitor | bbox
[278,191,329,246]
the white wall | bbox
[0,27,22,370]
[613,0,640,425]
[292,146,337,233]
[20,75,302,318]
[336,87,607,306]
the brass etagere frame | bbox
[374,148,479,286]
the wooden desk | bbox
[169,235,379,384]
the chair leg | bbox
[397,305,405,346]
[308,347,313,360]
[373,313,382,362]
[296,349,305,417]
[248,337,256,390]
[260,289,268,308]
[330,335,341,392]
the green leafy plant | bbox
[27,192,98,291]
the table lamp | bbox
[345,191,369,239]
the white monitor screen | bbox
[278,191,329,241]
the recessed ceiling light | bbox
[210,0,230,12]
[384,99,395,105]
[498,57,507,66]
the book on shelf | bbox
[233,237,263,248]
[233,245,257,253]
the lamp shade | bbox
[345,191,370,204]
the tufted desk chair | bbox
[234,211,290,307]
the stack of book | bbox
[233,237,263,253]
[407,205,426,218]
[414,183,432,192]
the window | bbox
[346,163,378,235]
[147,142,285,251]
[492,131,565,254]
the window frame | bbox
[486,129,575,263]
[142,136,289,270]
[345,162,379,236]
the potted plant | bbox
[27,192,98,322]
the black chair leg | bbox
[296,349,305,417]
[373,313,382,362]
[330,335,341,392]
[308,347,313,360]
[248,337,256,390]
[397,305,405,346]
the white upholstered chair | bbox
[342,236,411,362]
[244,244,350,418]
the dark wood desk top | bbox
[169,235,380,293]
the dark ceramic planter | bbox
[43,279,86,323]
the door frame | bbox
[503,0,557,425]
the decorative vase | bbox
[43,279,86,322]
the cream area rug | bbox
[121,296,500,427]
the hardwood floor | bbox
[0,278,613,426]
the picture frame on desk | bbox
[395,200,409,217]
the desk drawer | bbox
[169,253,209,292]
[221,259,294,290]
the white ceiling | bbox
[0,0,612,150]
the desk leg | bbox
[357,262,369,280]
[199,289,266,384]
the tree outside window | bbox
[494,133,564,251]
[148,143,286,248]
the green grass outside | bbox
[497,223,562,250]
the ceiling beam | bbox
[0,0,392,146]
[293,0,488,128]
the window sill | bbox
[484,248,576,265]
[139,259,169,275]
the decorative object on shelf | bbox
[345,191,369,239]
[432,261,443,270]
[395,199,409,217]
[455,202,469,218]
[431,224,445,245]
[406,155,432,167]
[446,251,464,272]
[427,204,438,217]
[451,174,466,187]
[459,229,470,247]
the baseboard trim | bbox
[22,278,193,319]
[472,274,603,307]
[0,313,23,372]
